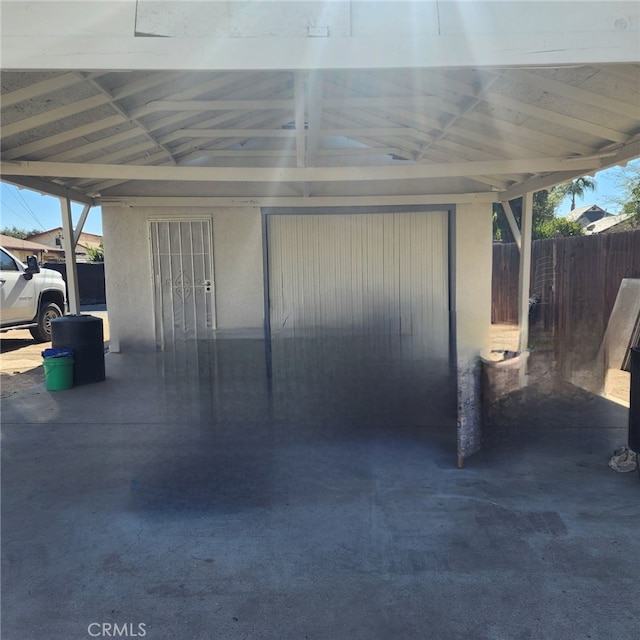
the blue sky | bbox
[1,159,638,236]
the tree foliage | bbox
[86,240,104,262]
[493,176,600,242]
[535,217,584,239]
[493,190,559,242]
[0,226,42,239]
[554,176,597,211]
[612,162,640,225]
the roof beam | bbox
[134,99,294,118]
[1,94,113,138]
[461,110,595,156]
[1,115,127,160]
[156,89,297,147]
[323,78,444,131]
[141,95,459,113]
[320,111,427,153]
[46,129,149,162]
[97,193,498,208]
[595,64,640,83]
[502,137,640,200]
[509,70,640,120]
[161,127,434,141]
[483,92,630,143]
[109,71,186,101]
[1,157,601,183]
[176,147,405,162]
[0,72,82,107]
[416,76,501,161]
[305,72,324,169]
[0,176,95,206]
[79,74,177,165]
[294,72,306,168]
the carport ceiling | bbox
[1,64,639,203]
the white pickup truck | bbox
[0,246,67,342]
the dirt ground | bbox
[489,323,631,407]
[0,310,109,399]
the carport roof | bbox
[1,68,639,205]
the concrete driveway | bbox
[1,340,639,640]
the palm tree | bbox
[562,176,597,210]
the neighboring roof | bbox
[0,233,64,253]
[27,228,102,242]
[565,205,613,225]
[595,213,638,234]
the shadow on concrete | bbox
[2,339,638,640]
[0,337,36,354]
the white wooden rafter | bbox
[510,69,640,121]
[1,72,82,107]
[97,193,498,208]
[78,73,177,165]
[461,110,594,157]
[483,91,630,144]
[416,76,501,161]
[1,94,112,138]
[1,156,600,183]
[2,115,127,161]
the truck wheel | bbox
[30,302,63,342]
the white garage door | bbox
[268,211,449,356]
[267,210,451,426]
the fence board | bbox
[492,230,640,375]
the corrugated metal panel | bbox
[266,210,450,427]
[268,211,449,360]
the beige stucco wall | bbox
[103,201,493,356]
[454,202,493,359]
[102,205,264,351]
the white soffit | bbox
[0,2,639,204]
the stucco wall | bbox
[454,203,492,358]
[102,205,263,351]
[453,203,493,462]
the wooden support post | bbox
[60,197,80,315]
[517,192,534,383]
[501,200,521,251]
[73,203,92,246]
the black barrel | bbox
[629,346,640,453]
[51,315,105,385]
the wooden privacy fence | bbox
[492,229,640,373]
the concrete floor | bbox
[2,340,639,640]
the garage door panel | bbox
[268,212,448,350]
[267,206,453,426]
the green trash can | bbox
[42,348,74,391]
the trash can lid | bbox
[42,347,74,358]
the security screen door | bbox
[149,219,215,349]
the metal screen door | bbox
[149,219,215,349]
